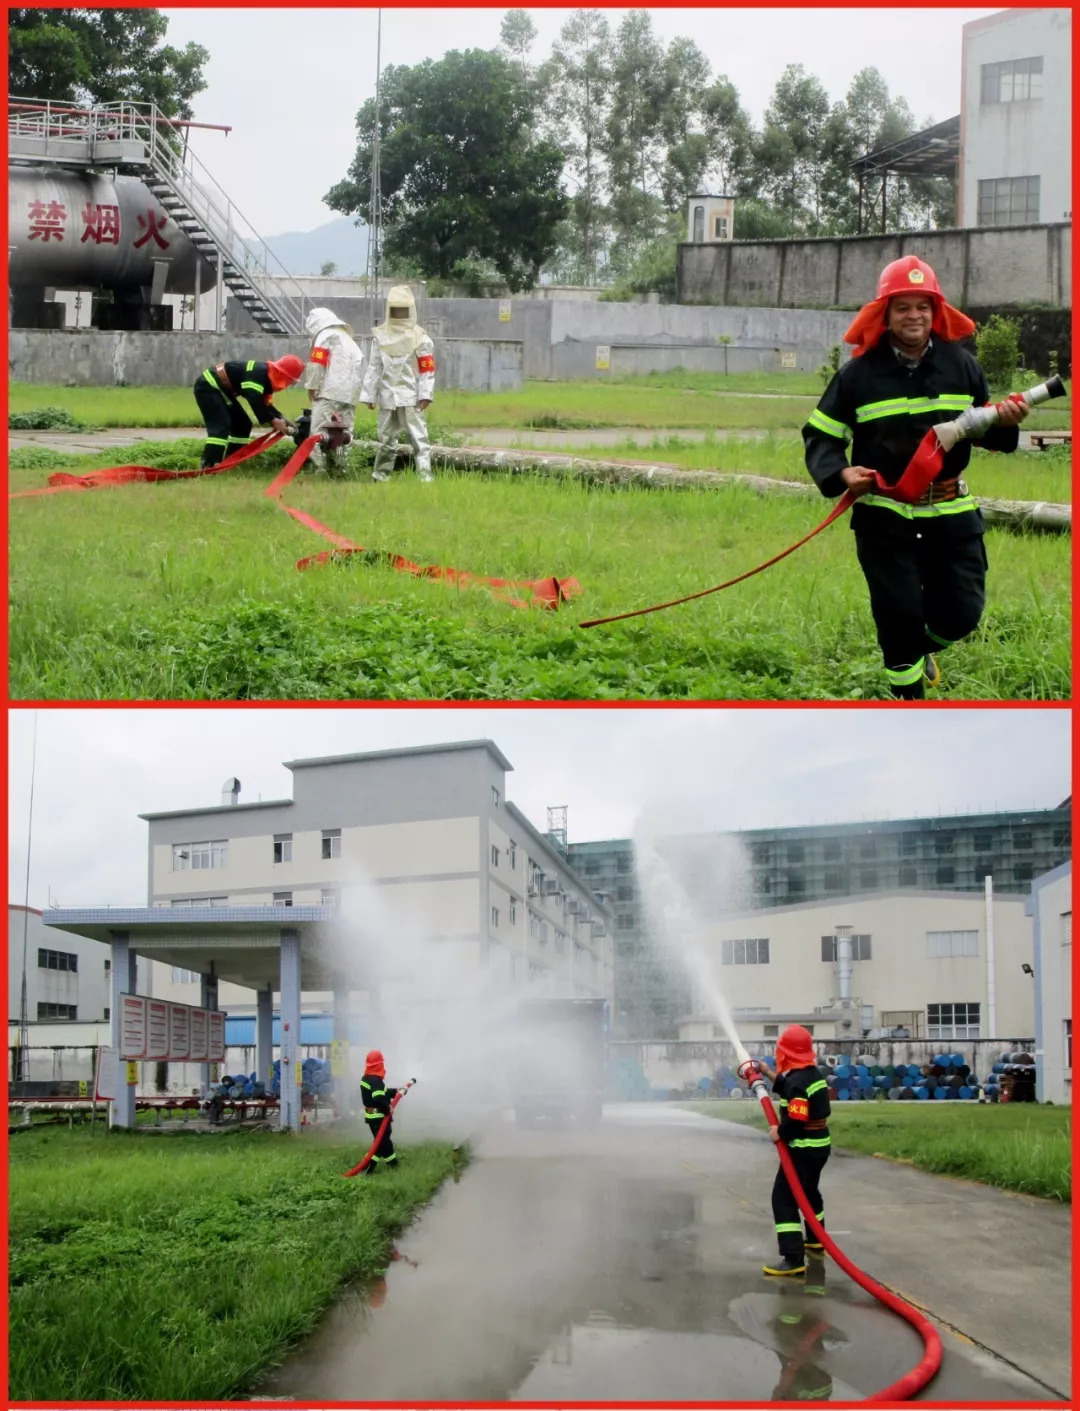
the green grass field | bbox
[690,1100,1071,1202]
[8,1123,463,1401]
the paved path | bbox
[257,1105,1069,1402]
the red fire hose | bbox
[744,1070,942,1401]
[342,1079,416,1178]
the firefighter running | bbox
[194,354,304,468]
[802,255,1029,699]
[360,1048,399,1173]
[302,307,366,477]
[761,1025,831,1278]
[361,285,437,483]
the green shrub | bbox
[9,406,88,431]
[976,315,1022,393]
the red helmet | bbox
[268,353,305,389]
[877,255,942,301]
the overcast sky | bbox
[8,707,1069,910]
[160,7,999,233]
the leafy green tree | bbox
[603,12,666,252]
[9,9,208,118]
[541,9,614,281]
[326,49,566,291]
[655,36,712,209]
[499,9,537,85]
[701,76,755,194]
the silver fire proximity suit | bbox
[303,306,366,475]
[360,285,436,482]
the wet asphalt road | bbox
[258,1105,1068,1402]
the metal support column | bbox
[279,929,302,1132]
[200,964,218,1093]
[109,931,137,1129]
[256,983,274,1088]
[331,970,351,1114]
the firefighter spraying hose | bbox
[343,1074,416,1178]
[730,1033,943,1400]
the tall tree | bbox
[604,12,666,256]
[701,76,755,195]
[542,9,613,281]
[655,36,713,210]
[325,50,566,291]
[499,9,537,85]
[8,9,208,118]
[753,64,831,230]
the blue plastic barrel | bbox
[914,1086,929,1099]
[934,1087,948,1099]
[836,1088,850,1100]
[958,1086,973,1100]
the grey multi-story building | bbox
[570,801,1071,1041]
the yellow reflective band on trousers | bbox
[807,408,850,441]
[927,627,954,647]
[806,1080,827,1097]
[885,659,925,686]
[790,1136,831,1148]
[854,394,974,423]
[861,492,978,520]
[775,1222,802,1233]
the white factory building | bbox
[684,886,1036,1045]
[960,8,1072,226]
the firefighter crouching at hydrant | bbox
[360,285,436,483]
[193,354,304,468]
[802,255,1028,700]
[360,1049,399,1173]
[760,1025,830,1277]
[302,306,366,477]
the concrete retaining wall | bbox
[678,223,1072,310]
[7,330,523,392]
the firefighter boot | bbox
[924,653,942,689]
[763,1257,806,1277]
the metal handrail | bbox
[9,95,308,334]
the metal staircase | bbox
[9,97,309,335]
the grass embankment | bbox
[8,1123,462,1401]
[9,436,1070,701]
[691,1100,1071,1202]
[10,373,1072,432]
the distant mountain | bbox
[264,216,371,277]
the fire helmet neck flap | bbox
[374,284,423,356]
[365,1049,386,1077]
[267,353,305,390]
[775,1024,817,1073]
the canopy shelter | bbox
[850,116,960,234]
[45,907,345,1131]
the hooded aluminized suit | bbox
[360,285,436,482]
[303,307,366,474]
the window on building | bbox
[616,854,633,874]
[37,1002,77,1020]
[824,841,842,861]
[1013,830,1033,850]
[899,865,918,886]
[981,55,1044,104]
[509,842,517,869]
[751,844,770,864]
[510,898,518,925]
[583,859,601,875]
[977,175,1040,226]
[491,906,500,928]
[721,937,770,966]
[321,829,342,860]
[763,1023,779,1037]
[104,958,111,971]
[714,214,729,239]
[37,948,78,972]
[936,865,955,885]
[492,786,500,807]
[900,833,919,857]
[927,929,979,958]
[321,888,340,907]
[824,869,844,892]
[786,873,807,897]
[104,1007,110,1021]
[617,914,635,930]
[273,891,293,907]
[491,844,500,867]
[821,934,872,961]
[172,840,228,871]
[860,869,879,890]
[170,967,199,983]
[692,204,705,242]
[859,840,877,859]
[617,885,634,901]
[1065,1018,1072,1072]
[555,931,565,953]
[1014,863,1034,883]
[787,844,805,863]
[1062,912,1072,946]
[273,834,292,863]
[927,1002,980,1039]
[1052,826,1071,849]
[973,830,994,852]
[934,834,955,855]
[170,896,226,908]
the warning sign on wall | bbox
[498,299,512,322]
[120,994,147,1059]
[595,344,611,371]
[780,350,797,368]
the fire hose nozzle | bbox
[934,373,1069,452]
[737,1058,761,1082]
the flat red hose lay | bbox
[11,434,580,611]
[757,1090,942,1401]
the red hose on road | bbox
[755,1085,942,1400]
[342,1079,416,1178]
